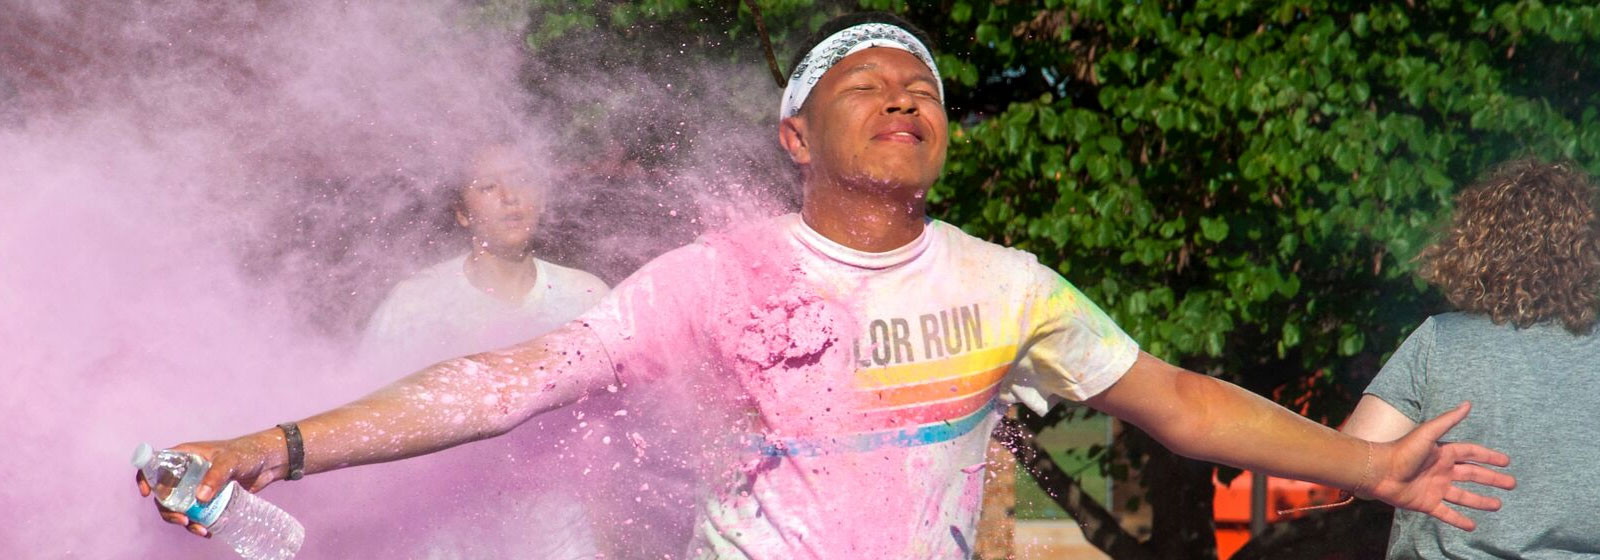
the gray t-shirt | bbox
[1365,312,1600,559]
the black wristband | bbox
[277,422,305,481]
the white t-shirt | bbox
[356,252,610,559]
[580,214,1139,559]
[361,253,610,370]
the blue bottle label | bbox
[183,481,235,527]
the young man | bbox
[360,144,609,369]
[350,143,611,558]
[140,13,1513,559]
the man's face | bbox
[455,148,543,255]
[791,47,948,192]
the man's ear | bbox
[779,116,811,166]
[454,206,471,228]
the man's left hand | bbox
[1364,402,1516,531]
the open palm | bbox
[1365,402,1516,531]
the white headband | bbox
[778,22,943,120]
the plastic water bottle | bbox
[133,443,305,560]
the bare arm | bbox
[1085,352,1370,486]
[279,321,613,475]
[139,321,615,535]
[1341,394,1419,443]
[1085,352,1514,530]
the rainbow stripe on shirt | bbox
[749,304,1019,457]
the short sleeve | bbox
[1364,317,1436,423]
[1004,261,1141,411]
[575,244,711,386]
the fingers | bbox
[1409,402,1471,444]
[194,451,244,504]
[196,465,230,504]
[141,442,232,540]
[160,508,210,537]
[168,443,225,503]
[1443,485,1501,512]
[1428,503,1476,532]
[1443,442,1511,468]
[155,501,211,538]
[1453,462,1516,491]
[159,508,188,526]
[1440,442,1516,490]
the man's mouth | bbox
[873,121,925,144]
[876,131,922,143]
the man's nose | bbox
[884,88,918,115]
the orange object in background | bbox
[1213,471,1342,559]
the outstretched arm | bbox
[1084,352,1514,531]
[137,321,615,536]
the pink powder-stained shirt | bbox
[579,214,1139,559]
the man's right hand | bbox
[131,323,622,539]
[134,431,287,538]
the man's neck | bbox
[463,246,537,304]
[800,179,929,253]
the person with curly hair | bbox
[1343,157,1600,557]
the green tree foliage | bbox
[508,0,1600,556]
[919,1,1600,556]
[932,0,1600,394]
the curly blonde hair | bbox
[1417,157,1600,334]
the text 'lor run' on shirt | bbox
[580,214,1139,560]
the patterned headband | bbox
[778,22,944,120]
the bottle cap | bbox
[131,442,154,468]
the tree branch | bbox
[997,416,1155,560]
[740,0,785,88]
